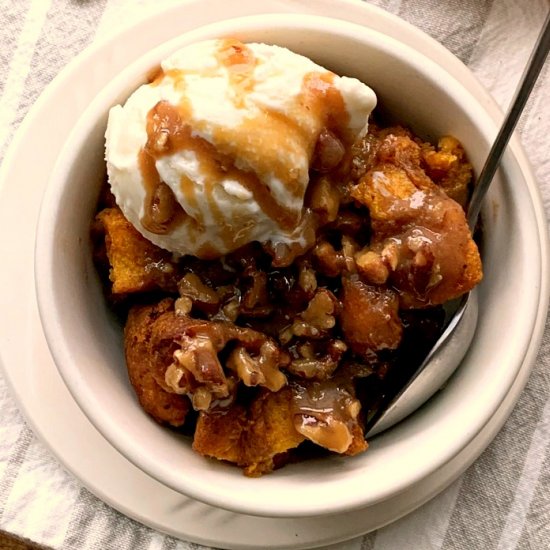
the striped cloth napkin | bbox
[1,0,549,549]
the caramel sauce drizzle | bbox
[216,39,257,109]
[292,380,352,418]
[140,102,189,235]
[302,72,351,145]
[138,39,352,255]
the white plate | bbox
[0,0,548,548]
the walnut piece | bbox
[240,268,272,317]
[170,334,230,411]
[355,249,389,284]
[174,296,193,316]
[178,273,220,313]
[298,263,318,295]
[312,235,359,277]
[295,415,353,453]
[312,241,342,277]
[291,289,338,338]
[291,380,366,455]
[287,340,347,380]
[227,340,288,392]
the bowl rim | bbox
[34,12,549,518]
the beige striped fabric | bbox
[1,1,549,548]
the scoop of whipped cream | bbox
[105,39,376,258]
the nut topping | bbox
[227,340,288,392]
[291,380,362,454]
[295,415,353,454]
[291,289,338,338]
[178,273,220,313]
[169,334,230,410]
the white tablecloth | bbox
[1,0,549,548]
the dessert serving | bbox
[94,38,482,477]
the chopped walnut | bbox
[330,339,348,356]
[341,235,359,273]
[427,262,443,290]
[219,297,241,322]
[168,334,230,411]
[312,241,342,277]
[278,325,294,345]
[355,240,407,286]
[191,386,214,411]
[178,273,220,313]
[291,380,363,454]
[291,289,338,338]
[296,415,353,453]
[240,268,272,317]
[227,340,288,392]
[381,241,399,271]
[164,362,188,395]
[172,336,226,386]
[208,286,241,323]
[298,263,317,295]
[174,296,193,316]
[287,340,347,380]
[312,236,359,277]
[355,239,402,285]
[355,249,389,284]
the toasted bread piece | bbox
[351,133,482,308]
[340,276,402,354]
[242,387,306,476]
[193,387,305,476]
[96,207,179,294]
[192,403,247,465]
[125,299,190,426]
[421,135,473,208]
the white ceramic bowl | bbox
[34,14,546,518]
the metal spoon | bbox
[366,11,550,437]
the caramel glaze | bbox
[138,39,354,258]
[290,378,360,452]
[139,106,188,235]
[292,379,356,424]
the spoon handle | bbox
[467,10,550,228]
